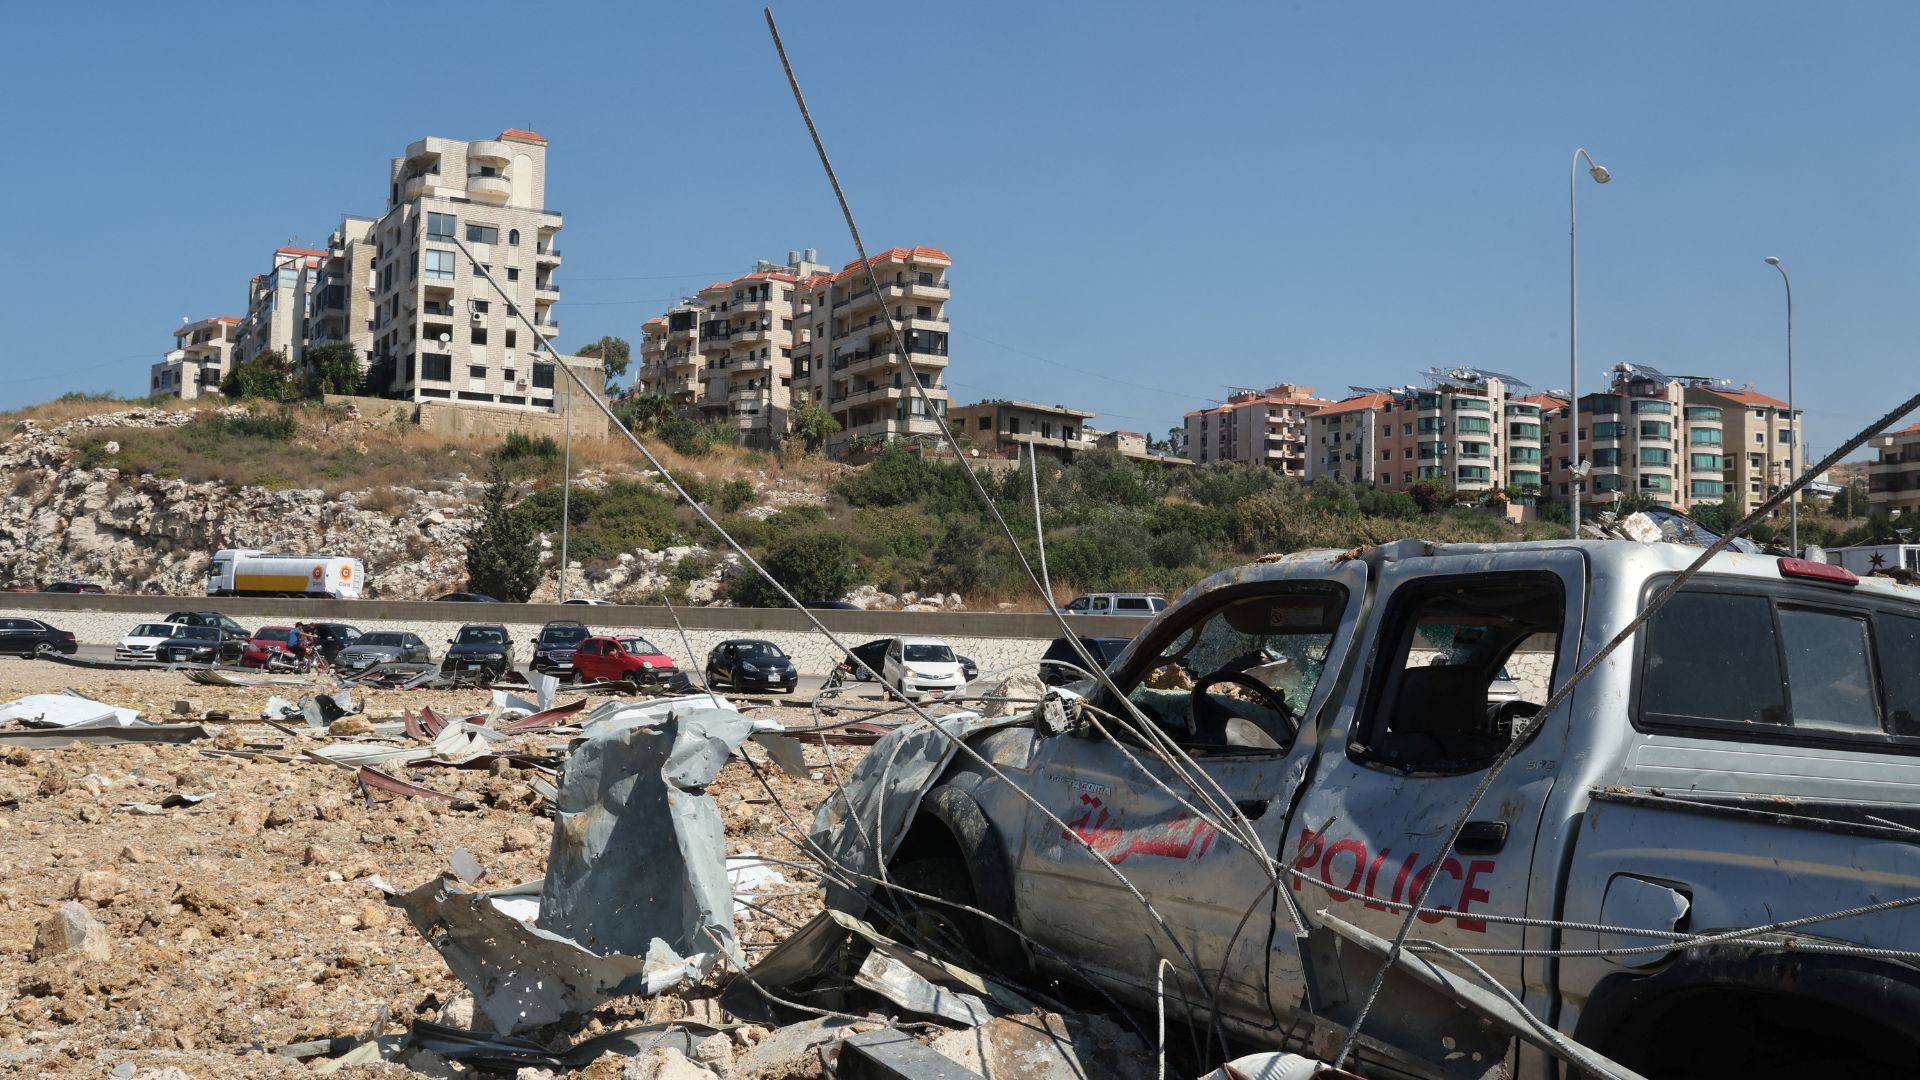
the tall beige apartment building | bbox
[1867,422,1920,515]
[1308,370,1536,499]
[307,214,378,363]
[236,247,325,366]
[638,246,952,454]
[150,316,241,399]
[364,130,595,409]
[1680,382,1802,513]
[1186,385,1329,474]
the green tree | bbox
[1687,501,1742,534]
[727,531,857,608]
[301,341,363,398]
[465,461,542,602]
[221,349,294,401]
[788,402,842,451]
[576,336,632,396]
[360,353,397,397]
[613,392,675,435]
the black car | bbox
[530,621,591,677]
[0,617,78,657]
[801,600,860,610]
[41,582,105,594]
[165,611,251,642]
[837,638,890,682]
[435,592,499,603]
[157,624,245,665]
[1038,635,1132,687]
[335,631,432,670]
[706,639,799,693]
[300,622,362,663]
[442,624,514,678]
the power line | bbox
[948,327,1221,405]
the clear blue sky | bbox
[3,1,1915,457]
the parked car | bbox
[705,639,800,693]
[561,598,613,606]
[0,617,78,657]
[573,635,679,685]
[881,636,966,700]
[335,631,432,671]
[802,600,861,610]
[1057,592,1167,616]
[240,626,297,668]
[116,621,188,662]
[435,592,499,603]
[1037,635,1133,687]
[165,611,251,642]
[156,625,245,665]
[835,639,891,683]
[530,621,592,677]
[301,622,362,663]
[870,539,1920,1077]
[441,624,515,678]
[41,582,105,594]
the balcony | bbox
[882,280,950,302]
[535,244,562,264]
[468,139,512,166]
[731,325,774,345]
[468,174,511,202]
[730,385,773,403]
[535,283,561,301]
[534,318,559,337]
[837,417,946,441]
[732,298,775,314]
[665,351,700,371]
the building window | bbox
[533,365,554,389]
[471,328,488,345]
[978,416,991,431]
[420,354,451,381]
[508,229,520,245]
[426,213,456,241]
[505,330,517,349]
[469,365,487,379]
[507,268,520,281]
[425,250,455,281]
[472,300,490,314]
[466,224,499,244]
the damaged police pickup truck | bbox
[828,538,1920,1079]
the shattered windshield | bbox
[1122,588,1345,751]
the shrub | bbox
[466,461,542,602]
[726,531,857,608]
[207,409,298,442]
[497,432,561,464]
[718,478,756,513]
[669,550,718,585]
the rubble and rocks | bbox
[31,901,113,962]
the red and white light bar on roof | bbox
[1779,557,1858,586]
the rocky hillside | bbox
[1,406,485,598]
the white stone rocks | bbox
[32,901,112,962]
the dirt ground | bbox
[0,658,874,1078]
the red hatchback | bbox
[572,635,678,684]
[241,626,297,667]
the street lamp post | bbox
[1764,256,1796,552]
[559,362,572,601]
[1569,147,1611,538]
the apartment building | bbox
[949,399,1097,462]
[1867,422,1920,515]
[637,300,707,411]
[236,247,325,366]
[305,215,378,363]
[1306,393,1389,485]
[1681,383,1802,513]
[150,316,241,399]
[363,129,588,410]
[791,247,953,453]
[1184,385,1329,474]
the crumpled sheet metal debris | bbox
[385,694,778,1033]
[185,668,316,687]
[408,1017,729,1072]
[357,766,478,810]
[0,692,141,728]
[854,950,998,1027]
[809,711,1010,918]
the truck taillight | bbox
[1779,557,1857,586]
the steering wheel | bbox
[1489,699,1543,742]
[1189,672,1297,746]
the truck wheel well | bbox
[887,784,1026,974]
[1582,955,1920,1078]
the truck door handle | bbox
[1457,821,1508,855]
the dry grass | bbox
[0,395,198,430]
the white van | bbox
[1058,592,1168,617]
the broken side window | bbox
[1355,572,1564,773]
[1118,585,1345,753]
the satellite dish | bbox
[437,332,451,346]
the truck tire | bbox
[878,785,1027,975]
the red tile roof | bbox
[1712,388,1791,409]
[275,246,328,257]
[736,271,798,284]
[642,317,665,327]
[1892,422,1920,437]
[499,129,547,144]
[699,282,734,293]
[1518,393,1569,408]
[1316,392,1391,416]
[214,316,241,324]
